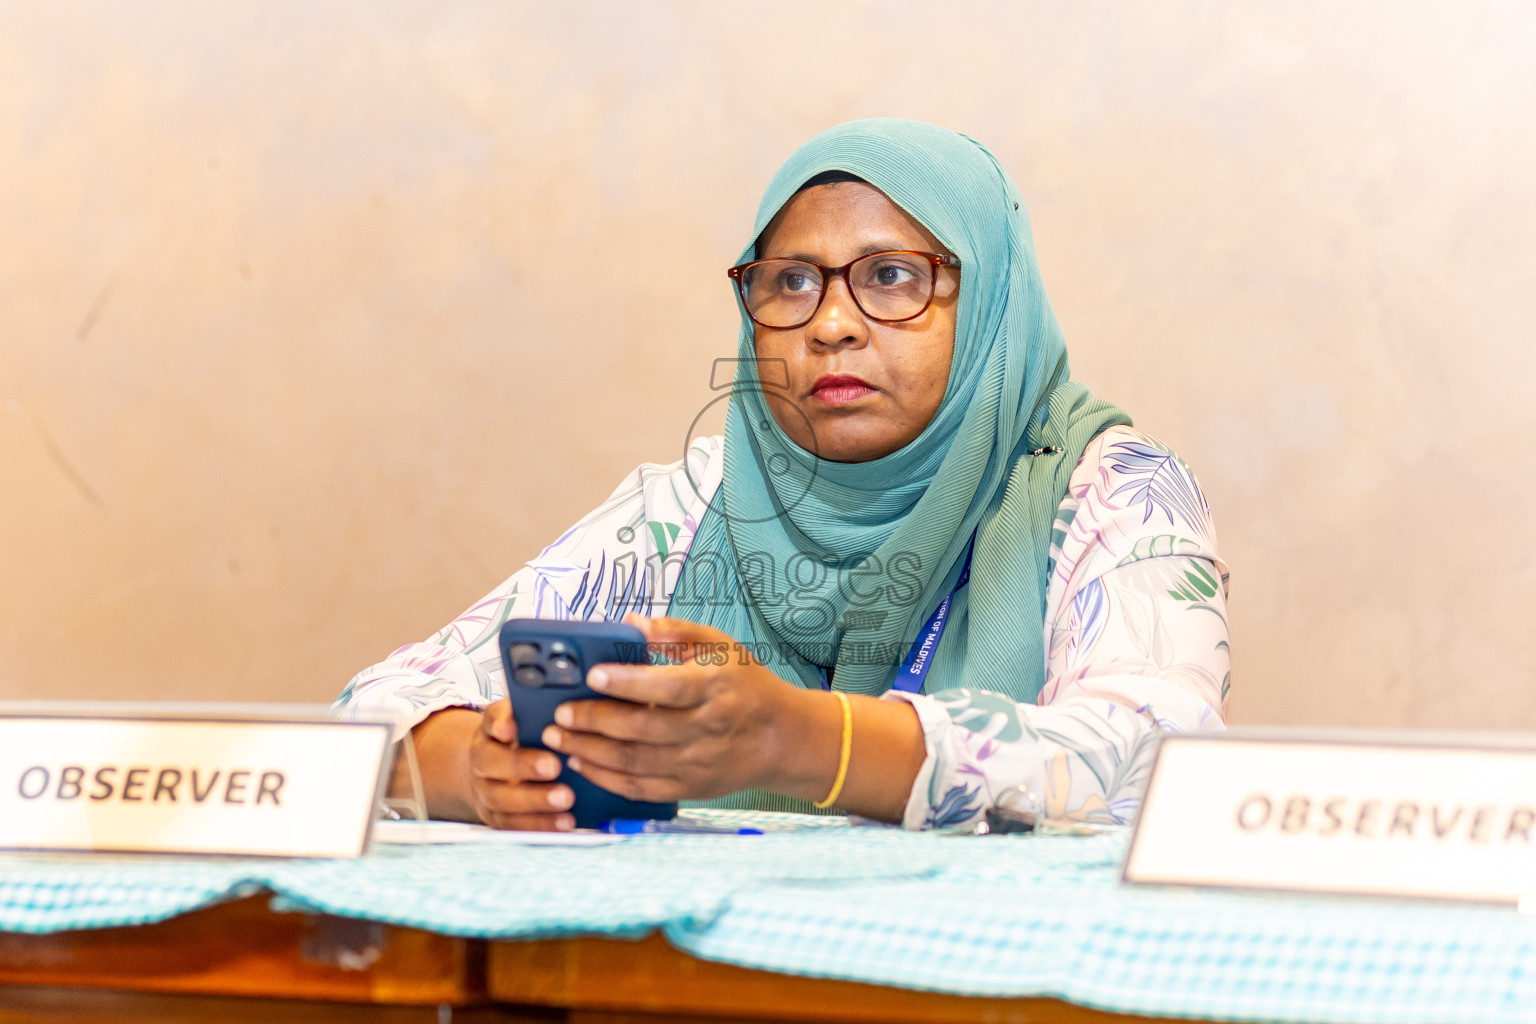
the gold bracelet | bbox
[814,691,853,809]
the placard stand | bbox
[378,731,427,824]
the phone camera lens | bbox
[514,665,546,688]
[510,643,540,668]
[545,655,580,686]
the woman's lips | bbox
[810,374,876,405]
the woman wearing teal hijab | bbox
[335,119,1231,829]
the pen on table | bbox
[603,818,763,835]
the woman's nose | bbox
[805,274,871,350]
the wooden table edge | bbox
[1,897,1188,1022]
[488,933,1188,1024]
[0,895,486,1007]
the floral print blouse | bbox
[333,425,1230,831]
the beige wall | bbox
[3,2,1533,728]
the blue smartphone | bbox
[497,618,678,829]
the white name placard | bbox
[0,712,392,858]
[1124,731,1536,904]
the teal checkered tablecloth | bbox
[667,830,1536,1024]
[0,853,264,932]
[5,812,1536,1024]
[0,815,939,937]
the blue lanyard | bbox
[819,535,976,693]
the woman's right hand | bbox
[402,701,575,830]
[468,699,575,830]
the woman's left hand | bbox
[540,615,827,804]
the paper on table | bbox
[372,819,626,847]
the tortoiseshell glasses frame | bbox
[727,250,961,330]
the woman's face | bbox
[751,182,958,463]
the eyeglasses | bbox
[727,250,960,330]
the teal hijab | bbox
[671,118,1130,711]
